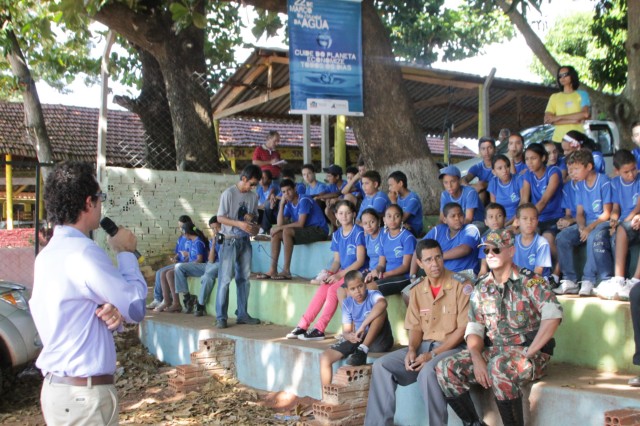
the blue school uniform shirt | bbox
[577,173,612,224]
[556,157,566,172]
[306,181,329,196]
[440,186,485,222]
[342,289,385,330]
[514,160,528,175]
[468,161,494,182]
[188,238,208,262]
[331,224,366,270]
[175,235,190,262]
[366,233,383,270]
[283,195,329,234]
[327,181,347,195]
[397,191,423,235]
[514,234,552,277]
[277,182,307,197]
[424,223,481,273]
[633,148,640,170]
[256,182,278,205]
[379,228,416,277]
[487,175,521,220]
[521,166,564,222]
[562,180,579,218]
[351,180,364,198]
[593,151,605,174]
[358,191,390,220]
[207,239,222,263]
[611,175,640,220]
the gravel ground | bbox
[0,326,316,425]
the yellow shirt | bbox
[545,90,590,142]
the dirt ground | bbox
[0,326,318,425]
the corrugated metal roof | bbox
[211,48,557,139]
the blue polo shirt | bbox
[487,175,521,220]
[424,223,480,273]
[283,195,329,234]
[521,166,563,222]
[379,229,416,277]
[440,186,485,222]
[611,175,640,220]
[358,191,390,220]
[397,191,423,236]
[514,234,552,277]
[577,173,612,224]
[256,182,278,205]
[468,161,494,182]
[306,181,329,196]
[331,225,366,270]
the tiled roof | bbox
[0,103,475,164]
[0,102,145,166]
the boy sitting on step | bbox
[319,270,394,391]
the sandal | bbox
[272,274,292,280]
[255,273,272,279]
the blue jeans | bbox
[174,262,207,294]
[216,237,252,321]
[153,264,174,302]
[556,222,613,283]
[199,262,219,305]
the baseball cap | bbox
[323,164,343,175]
[438,165,461,179]
[479,228,515,249]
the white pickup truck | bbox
[455,120,621,177]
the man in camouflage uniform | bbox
[435,229,563,426]
[365,238,473,426]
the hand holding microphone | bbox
[100,217,143,261]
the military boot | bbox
[495,397,524,426]
[445,392,487,426]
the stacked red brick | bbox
[308,365,371,425]
[605,408,640,425]
[168,338,236,393]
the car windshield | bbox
[496,124,555,155]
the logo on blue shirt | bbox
[528,254,536,266]
[347,244,356,256]
[592,199,602,212]
[393,247,403,258]
[510,192,518,202]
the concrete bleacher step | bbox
[140,311,640,426]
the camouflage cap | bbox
[479,228,515,249]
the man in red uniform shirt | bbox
[253,130,285,179]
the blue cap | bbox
[438,165,461,179]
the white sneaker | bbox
[553,280,579,295]
[146,299,161,309]
[595,277,625,300]
[618,279,640,301]
[578,280,595,297]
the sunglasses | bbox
[558,71,570,78]
[483,247,502,255]
[95,192,107,202]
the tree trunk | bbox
[93,2,219,172]
[617,0,640,148]
[114,48,176,170]
[351,0,441,213]
[4,25,54,177]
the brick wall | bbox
[0,228,35,248]
[99,167,238,263]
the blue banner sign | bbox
[288,0,364,116]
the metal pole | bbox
[96,30,116,186]
[479,68,496,137]
[34,162,40,254]
[334,115,346,169]
[5,154,13,230]
[302,115,311,164]
[321,115,330,168]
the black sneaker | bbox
[215,319,228,329]
[194,303,205,317]
[182,294,195,314]
[346,348,367,366]
[286,327,306,339]
[298,329,325,341]
[236,315,261,325]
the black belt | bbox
[46,373,114,386]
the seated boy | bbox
[262,179,329,280]
[342,165,365,206]
[302,163,329,198]
[388,170,424,237]
[318,164,347,226]
[319,270,394,390]
[513,203,552,277]
[478,202,506,276]
[411,202,481,280]
[598,150,640,299]
[555,150,613,296]
[463,136,496,204]
[195,216,222,316]
[439,166,485,232]
[357,170,390,222]
[257,170,279,234]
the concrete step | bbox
[139,312,640,426]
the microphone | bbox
[100,217,143,261]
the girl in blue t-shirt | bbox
[162,223,210,313]
[561,130,605,174]
[361,208,383,272]
[287,200,366,341]
[365,204,417,296]
[487,154,520,225]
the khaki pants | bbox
[41,378,119,425]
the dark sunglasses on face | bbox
[483,247,502,255]
[558,72,570,78]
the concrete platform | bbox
[139,311,640,426]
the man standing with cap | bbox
[436,229,563,426]
[30,161,147,425]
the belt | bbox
[46,373,114,386]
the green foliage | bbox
[375,0,514,64]
[252,9,283,41]
[529,8,626,93]
[591,0,627,91]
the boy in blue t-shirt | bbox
[302,163,329,197]
[478,203,506,276]
[319,164,347,228]
[555,150,613,296]
[263,179,329,280]
[195,216,222,316]
[598,150,640,299]
[463,136,496,205]
[412,202,481,278]
[438,165,485,227]
[319,270,393,390]
[513,203,552,277]
[342,165,365,206]
[387,170,424,237]
[357,170,390,222]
